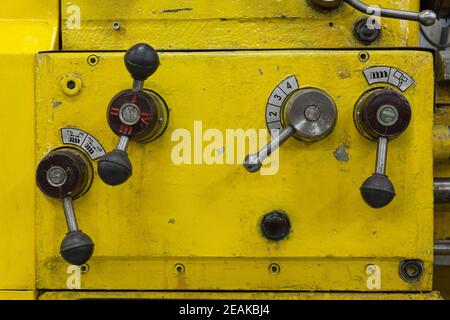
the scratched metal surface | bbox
[38,290,443,300]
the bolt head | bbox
[46,166,67,187]
[304,105,321,121]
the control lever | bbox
[309,0,436,26]
[344,0,436,26]
[244,88,337,173]
[98,43,169,186]
[244,126,295,173]
[355,88,412,208]
[36,148,94,265]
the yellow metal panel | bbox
[38,290,442,300]
[0,1,59,53]
[0,1,59,290]
[61,0,419,50]
[0,291,36,300]
[0,55,38,290]
[35,50,434,291]
[0,2,58,20]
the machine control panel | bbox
[34,48,434,292]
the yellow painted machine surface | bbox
[0,1,58,292]
[0,0,449,301]
[38,291,442,300]
[61,0,420,49]
[35,50,433,291]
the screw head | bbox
[304,105,321,121]
[112,21,121,30]
[354,18,381,45]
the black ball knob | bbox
[60,230,94,265]
[124,43,160,81]
[360,174,396,209]
[261,211,291,241]
[98,150,132,186]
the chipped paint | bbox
[52,100,62,108]
[334,145,349,162]
[162,8,193,13]
[338,66,351,79]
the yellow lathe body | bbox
[0,0,449,300]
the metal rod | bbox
[375,137,388,175]
[117,135,130,152]
[344,0,436,26]
[62,197,78,232]
[132,79,144,93]
[435,240,450,256]
[435,178,450,204]
[243,126,295,173]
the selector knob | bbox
[354,88,412,208]
[98,43,169,186]
[125,43,160,90]
[36,148,95,265]
[244,88,337,172]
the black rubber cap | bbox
[261,211,291,241]
[60,231,94,265]
[97,150,132,186]
[360,174,396,209]
[124,43,160,81]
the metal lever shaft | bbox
[375,136,388,175]
[62,196,79,232]
[243,126,295,173]
[344,0,436,26]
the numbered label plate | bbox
[363,66,415,92]
[265,76,299,133]
[60,128,106,160]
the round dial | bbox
[283,88,338,142]
[354,88,412,140]
[36,148,93,199]
[265,76,337,142]
[107,89,169,143]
